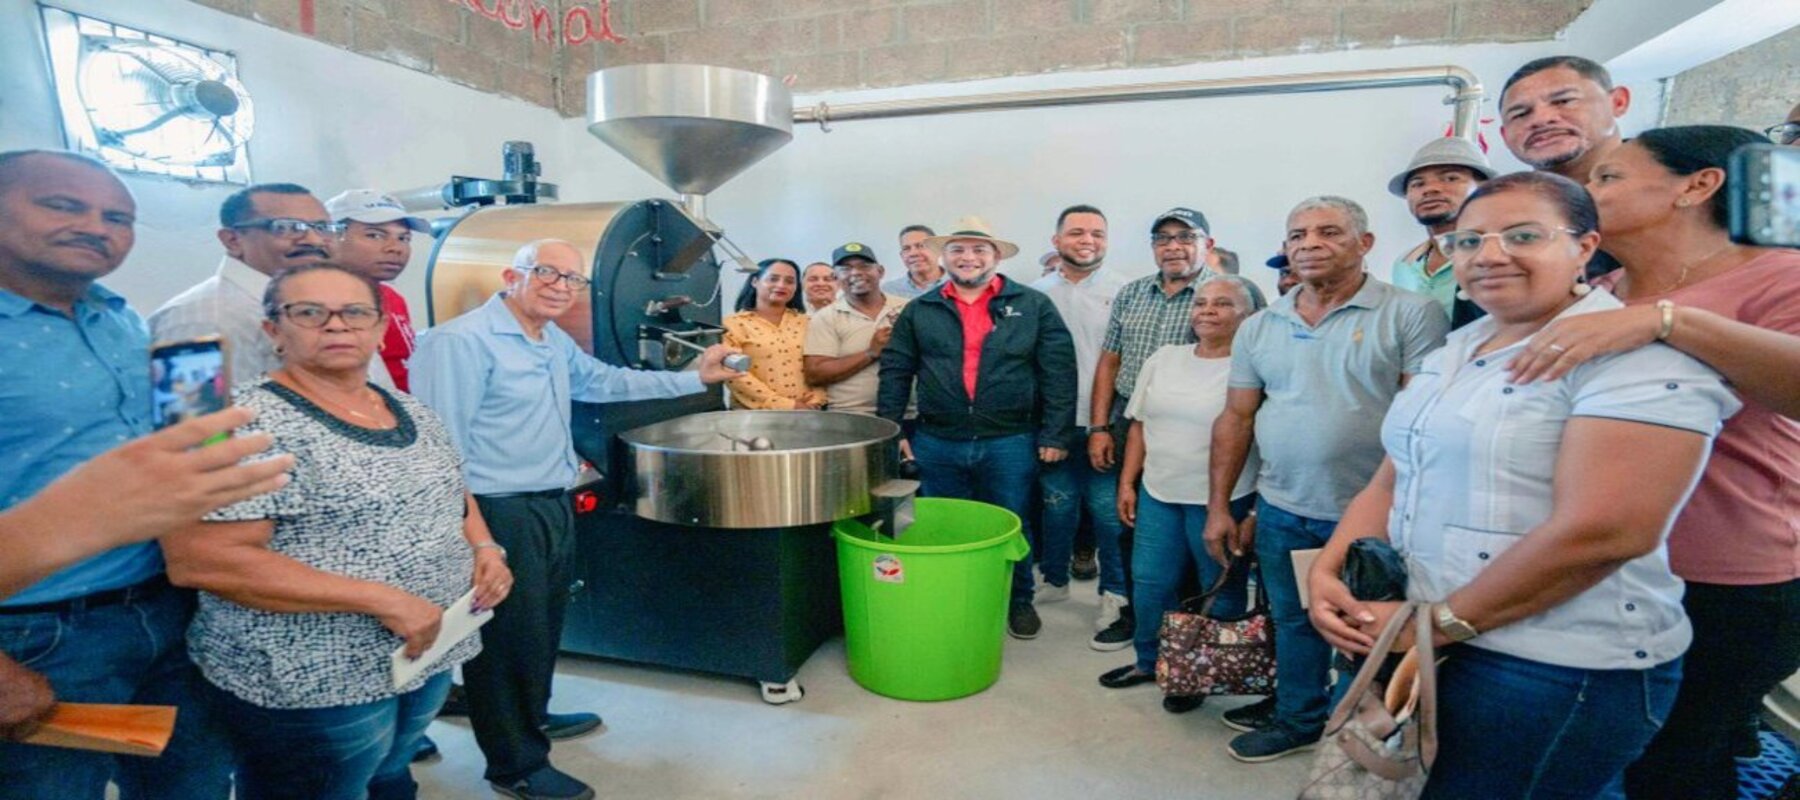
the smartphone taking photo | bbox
[150,337,231,442]
[1730,142,1800,248]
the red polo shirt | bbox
[943,276,1004,400]
[378,284,416,392]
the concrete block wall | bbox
[1663,24,1798,131]
[191,0,1593,117]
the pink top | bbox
[1596,249,1800,585]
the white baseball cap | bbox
[324,189,430,234]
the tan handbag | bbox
[1297,601,1439,800]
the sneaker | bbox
[542,712,602,741]
[1071,548,1099,581]
[411,734,440,764]
[1090,607,1133,652]
[1221,696,1278,732]
[1163,695,1204,714]
[1036,581,1070,604]
[1094,591,1128,632]
[437,683,469,717]
[1008,604,1042,639]
[491,765,596,800]
[1228,726,1320,763]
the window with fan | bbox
[40,6,255,183]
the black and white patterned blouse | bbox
[192,380,479,709]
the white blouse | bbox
[1381,289,1739,670]
[1125,344,1258,505]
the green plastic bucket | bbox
[833,498,1030,701]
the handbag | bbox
[1342,538,1408,602]
[1298,601,1439,800]
[1155,557,1277,698]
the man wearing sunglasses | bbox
[150,184,392,391]
[412,239,741,800]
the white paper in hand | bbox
[391,588,493,690]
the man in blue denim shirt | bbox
[0,150,231,799]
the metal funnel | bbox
[587,64,793,196]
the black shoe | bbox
[542,712,602,741]
[1071,548,1099,581]
[1228,726,1321,763]
[437,683,469,717]
[1089,607,1133,652]
[411,734,440,764]
[1733,722,1764,764]
[1008,604,1041,639]
[1163,695,1205,714]
[491,765,596,800]
[1098,665,1156,689]
[1221,696,1278,732]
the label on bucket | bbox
[873,554,904,584]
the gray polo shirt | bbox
[1229,276,1448,520]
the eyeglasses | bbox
[272,302,383,329]
[519,265,592,290]
[1152,232,1201,245]
[1766,122,1800,146]
[1435,225,1580,261]
[232,218,347,237]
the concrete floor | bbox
[415,586,1313,800]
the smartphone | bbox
[150,337,231,441]
[1729,143,1800,248]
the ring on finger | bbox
[1548,343,1568,353]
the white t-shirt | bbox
[1125,344,1259,505]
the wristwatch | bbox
[1433,602,1479,642]
[1085,426,1110,436]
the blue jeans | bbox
[912,430,1039,605]
[1130,492,1255,673]
[1424,646,1680,799]
[1038,456,1125,596]
[0,581,231,800]
[210,670,453,800]
[1253,499,1337,735]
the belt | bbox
[479,488,567,500]
[0,575,172,616]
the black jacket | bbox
[877,276,1077,449]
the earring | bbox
[1571,281,1592,297]
[274,344,286,356]
[1676,199,1691,208]
[1455,288,1472,301]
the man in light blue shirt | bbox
[880,223,945,299]
[0,150,231,799]
[1206,196,1447,764]
[1385,136,1495,329]
[411,238,738,800]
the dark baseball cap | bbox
[831,242,880,266]
[1151,207,1210,236]
[1265,250,1289,269]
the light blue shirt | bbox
[0,284,163,606]
[881,273,944,300]
[1382,289,1739,670]
[1229,276,1449,520]
[1389,243,1458,320]
[410,295,705,495]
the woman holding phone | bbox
[163,263,512,800]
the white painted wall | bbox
[709,42,1565,298]
[0,0,1761,318]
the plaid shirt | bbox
[1102,270,1213,397]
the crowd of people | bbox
[1,51,1797,800]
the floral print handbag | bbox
[1156,557,1277,697]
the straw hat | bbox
[922,216,1019,260]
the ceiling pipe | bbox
[795,65,1485,141]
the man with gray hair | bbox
[412,239,741,800]
[1205,196,1447,762]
